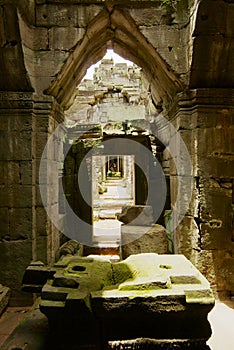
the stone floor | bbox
[93,180,134,220]
[0,299,233,349]
[93,219,121,245]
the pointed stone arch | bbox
[46,7,184,110]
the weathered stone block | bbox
[170,175,198,217]
[121,224,168,259]
[195,250,217,292]
[0,185,32,208]
[129,8,164,26]
[212,250,234,292]
[55,239,81,260]
[191,35,233,86]
[193,114,234,173]
[48,27,85,50]
[0,240,33,305]
[174,215,200,263]
[0,131,32,161]
[218,257,234,291]
[22,253,214,347]
[35,235,49,264]
[196,127,234,160]
[0,285,10,316]
[11,185,33,208]
[117,205,154,226]
[9,208,32,240]
[193,0,228,36]
[20,161,32,185]
[36,206,48,237]
[23,45,69,92]
[0,114,32,132]
[195,108,234,129]
[0,207,9,240]
[140,25,188,74]
[22,264,56,293]
[33,131,48,159]
[19,13,49,50]
[199,178,233,222]
[168,129,195,176]
[201,222,232,250]
[36,4,102,27]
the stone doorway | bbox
[92,154,135,248]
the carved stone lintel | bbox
[177,88,234,108]
[0,91,33,111]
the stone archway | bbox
[46,7,184,110]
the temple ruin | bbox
[0,0,233,348]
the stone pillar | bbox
[167,89,234,295]
[0,92,34,305]
[0,92,65,305]
[32,95,65,266]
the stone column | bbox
[0,92,65,305]
[0,92,34,305]
[32,94,65,266]
[167,88,234,295]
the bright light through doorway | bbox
[83,49,134,80]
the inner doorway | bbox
[92,154,135,247]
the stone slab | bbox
[117,205,154,226]
[0,285,10,316]
[22,253,214,347]
[121,224,168,259]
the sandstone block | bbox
[21,253,214,347]
[49,27,85,50]
[170,175,198,217]
[117,205,154,226]
[201,222,232,250]
[0,240,33,305]
[0,131,32,161]
[199,178,233,222]
[0,207,9,240]
[174,215,200,263]
[20,161,32,185]
[36,4,102,27]
[193,0,227,36]
[36,206,48,237]
[9,208,32,241]
[35,235,49,264]
[140,26,188,74]
[0,114,32,132]
[0,285,10,316]
[129,8,164,26]
[121,224,168,259]
[19,14,49,50]
[168,129,195,176]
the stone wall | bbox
[0,92,64,304]
[0,92,34,305]
[161,89,234,296]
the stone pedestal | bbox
[22,253,214,349]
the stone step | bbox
[83,245,120,257]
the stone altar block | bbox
[22,253,214,349]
